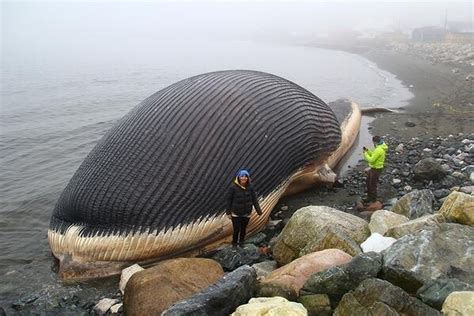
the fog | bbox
[1,1,472,64]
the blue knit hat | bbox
[237,169,250,177]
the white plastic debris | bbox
[361,233,397,253]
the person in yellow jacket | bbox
[363,135,388,203]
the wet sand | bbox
[361,48,473,138]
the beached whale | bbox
[48,70,361,280]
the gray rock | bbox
[162,265,257,316]
[414,158,446,180]
[334,278,440,316]
[382,223,474,293]
[298,294,332,316]
[433,189,450,199]
[212,245,261,271]
[245,232,266,245]
[385,214,446,239]
[452,158,464,166]
[459,186,474,194]
[251,260,277,280]
[383,198,398,210]
[462,165,474,175]
[391,189,435,219]
[301,252,382,301]
[11,294,40,310]
[416,278,474,310]
[447,147,456,155]
[441,164,452,173]
[408,149,418,157]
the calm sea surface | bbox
[0,40,412,306]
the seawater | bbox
[0,40,412,305]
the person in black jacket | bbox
[226,169,262,247]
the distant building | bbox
[412,27,446,42]
[412,24,474,44]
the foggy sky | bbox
[1,1,472,64]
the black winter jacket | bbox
[226,181,262,217]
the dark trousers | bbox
[366,168,381,202]
[231,216,250,245]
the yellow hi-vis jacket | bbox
[364,142,388,169]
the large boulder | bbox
[442,291,474,316]
[272,206,369,265]
[414,158,446,180]
[416,278,474,310]
[252,261,278,280]
[298,294,332,316]
[123,258,224,315]
[231,297,307,316]
[334,278,440,316]
[302,252,382,301]
[391,189,435,219]
[369,210,409,235]
[438,191,474,226]
[257,249,352,300]
[162,265,257,316]
[384,214,446,239]
[382,223,474,293]
[212,244,261,271]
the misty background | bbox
[2,1,472,65]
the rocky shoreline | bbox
[384,42,474,68]
[6,132,472,315]
[3,42,473,315]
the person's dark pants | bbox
[231,216,250,246]
[366,168,382,202]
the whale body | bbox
[48,70,360,280]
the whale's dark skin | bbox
[48,70,360,280]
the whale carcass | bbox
[48,70,361,280]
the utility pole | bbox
[444,9,448,30]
